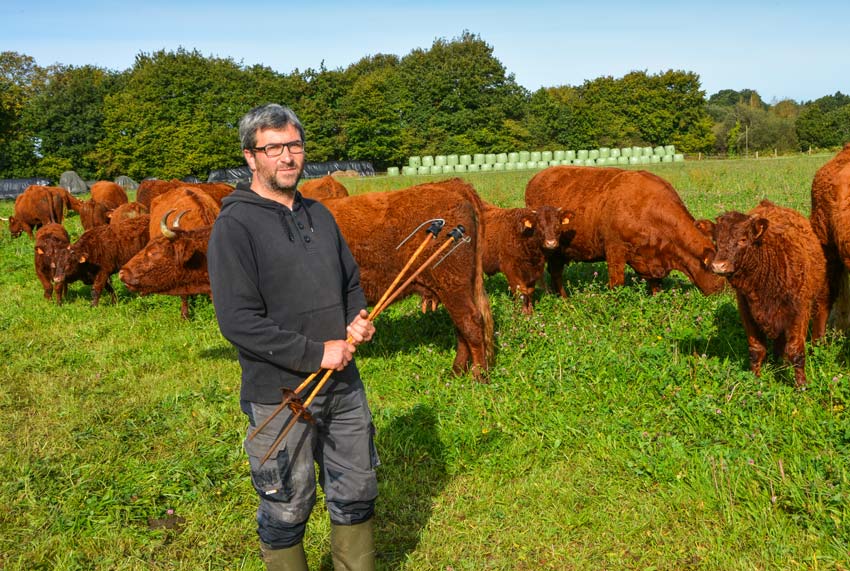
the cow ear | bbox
[694,219,714,237]
[521,216,535,236]
[36,247,44,255]
[561,209,575,225]
[751,217,768,242]
[701,247,715,268]
[79,255,87,263]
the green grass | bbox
[2,155,849,570]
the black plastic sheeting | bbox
[208,160,375,183]
[0,178,54,200]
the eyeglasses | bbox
[252,140,305,157]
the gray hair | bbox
[238,103,305,150]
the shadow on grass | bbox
[317,404,449,569]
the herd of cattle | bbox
[4,143,850,387]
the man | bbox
[208,103,378,570]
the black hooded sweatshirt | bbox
[207,182,366,404]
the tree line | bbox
[1,32,847,182]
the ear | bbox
[36,247,44,255]
[694,219,714,237]
[561,209,575,226]
[243,148,257,171]
[521,216,535,236]
[701,247,715,268]
[750,217,768,242]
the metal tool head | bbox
[396,218,446,249]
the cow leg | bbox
[442,297,487,380]
[646,278,663,295]
[783,323,809,388]
[546,254,567,298]
[736,294,767,377]
[56,280,67,306]
[37,273,53,301]
[605,245,627,288]
[181,295,190,319]
[811,283,830,341]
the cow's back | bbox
[149,187,220,239]
[90,181,129,209]
[300,176,349,201]
[810,143,850,259]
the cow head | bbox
[704,211,766,276]
[533,205,575,252]
[7,216,25,238]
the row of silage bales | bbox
[391,144,681,176]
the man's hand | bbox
[346,309,375,346]
[321,339,356,371]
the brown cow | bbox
[136,179,233,209]
[90,181,128,209]
[61,215,150,306]
[148,187,220,240]
[119,212,213,319]
[324,178,494,377]
[8,185,59,238]
[68,195,112,229]
[697,200,828,388]
[108,202,149,226]
[481,202,574,314]
[299,176,349,201]
[809,143,850,328]
[34,223,71,304]
[525,166,725,296]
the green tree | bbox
[796,92,850,150]
[0,51,43,177]
[23,64,123,179]
[95,48,256,179]
[395,31,529,156]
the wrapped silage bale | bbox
[639,156,650,164]
[531,151,542,162]
[417,166,430,175]
[430,165,444,174]
[526,161,538,170]
[662,155,673,163]
[519,150,530,162]
[629,156,640,165]
[573,158,585,166]
[642,146,653,157]
[493,163,505,171]
[585,158,596,166]
[621,147,632,158]
[632,146,642,157]
[554,150,565,161]
[485,153,496,164]
[653,146,665,156]
[565,150,576,161]
[460,154,472,165]
[599,147,610,158]
[473,153,485,165]
[435,155,447,167]
[560,159,572,166]
[447,154,459,166]
[589,149,600,160]
[409,156,421,167]
[673,153,685,162]
[537,161,548,169]
[468,163,481,172]
[455,164,467,172]
[508,152,520,163]
[387,167,400,176]
[541,150,553,162]
[664,145,675,155]
[549,160,560,167]
[577,149,589,160]
[617,156,629,165]
[497,153,508,164]
[650,155,660,163]
[422,156,434,167]
[505,162,517,171]
[480,164,492,172]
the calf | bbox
[481,203,573,314]
[63,215,150,306]
[34,223,71,304]
[697,200,828,388]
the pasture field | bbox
[2,154,849,570]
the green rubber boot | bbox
[260,541,308,571]
[330,518,375,571]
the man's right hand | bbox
[321,339,356,371]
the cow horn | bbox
[160,209,177,239]
[172,210,190,228]
[0,216,8,221]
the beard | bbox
[255,159,303,196]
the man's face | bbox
[244,124,305,195]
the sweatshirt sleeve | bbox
[208,214,325,373]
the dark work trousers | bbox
[243,380,379,549]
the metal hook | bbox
[396,218,446,250]
[432,235,471,268]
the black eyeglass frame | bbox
[252,140,305,157]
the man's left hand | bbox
[347,309,375,346]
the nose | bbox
[710,260,733,275]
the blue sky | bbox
[4,0,848,103]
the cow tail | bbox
[829,265,850,330]
[473,206,495,368]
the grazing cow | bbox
[108,202,149,226]
[481,202,574,314]
[34,223,71,304]
[43,186,73,219]
[809,143,850,327]
[68,195,112,229]
[697,200,828,388]
[324,178,494,377]
[136,179,233,209]
[299,175,349,201]
[62,215,150,306]
[89,181,129,209]
[525,166,725,296]
[119,212,213,319]
[148,187,220,240]
[8,185,59,238]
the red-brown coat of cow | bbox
[809,143,850,326]
[62,215,151,306]
[480,202,573,314]
[136,179,233,209]
[697,200,828,388]
[108,202,149,226]
[323,178,494,377]
[148,187,220,240]
[34,223,71,304]
[89,181,129,209]
[8,185,60,238]
[525,166,725,296]
[299,176,350,201]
